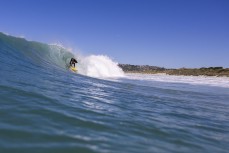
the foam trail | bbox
[77,55,124,78]
[126,73,229,88]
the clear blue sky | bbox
[1,0,228,68]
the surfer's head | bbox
[71,58,77,63]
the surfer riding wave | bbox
[69,58,78,67]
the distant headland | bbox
[118,64,229,77]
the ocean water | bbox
[0,32,229,153]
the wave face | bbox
[1,32,229,153]
[0,32,124,78]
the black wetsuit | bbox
[70,58,78,67]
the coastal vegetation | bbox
[118,64,229,77]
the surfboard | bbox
[69,66,77,72]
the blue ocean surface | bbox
[0,32,229,153]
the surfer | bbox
[70,58,78,67]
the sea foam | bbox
[77,55,124,78]
[126,73,229,88]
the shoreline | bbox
[119,64,229,77]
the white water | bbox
[126,73,229,88]
[77,55,124,78]
[72,53,229,88]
